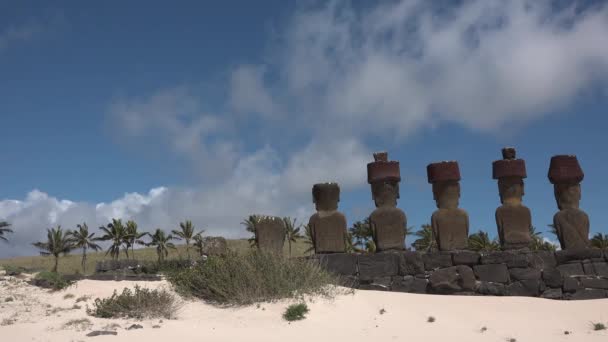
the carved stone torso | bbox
[495,204,532,249]
[431,208,469,251]
[309,211,347,253]
[370,207,406,251]
[256,218,285,253]
[553,208,590,250]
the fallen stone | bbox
[86,331,118,337]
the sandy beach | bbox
[0,271,607,342]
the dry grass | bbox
[0,239,313,275]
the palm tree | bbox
[32,226,74,273]
[172,220,203,259]
[349,218,372,252]
[147,229,176,263]
[67,223,102,274]
[591,233,608,250]
[193,234,205,257]
[99,219,127,260]
[125,220,147,259]
[468,230,501,252]
[241,214,262,247]
[283,217,302,257]
[0,221,13,243]
[529,226,557,252]
[412,224,437,252]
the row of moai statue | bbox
[253,147,590,254]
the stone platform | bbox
[311,249,608,300]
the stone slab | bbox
[474,264,510,283]
[358,253,399,281]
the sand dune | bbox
[1,272,607,342]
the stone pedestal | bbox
[255,216,285,253]
[367,152,407,252]
[309,183,348,253]
[427,161,469,251]
[493,147,532,250]
[548,155,590,250]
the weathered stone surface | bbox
[568,289,607,300]
[580,277,608,289]
[542,268,563,288]
[315,253,357,275]
[507,280,541,296]
[423,253,453,270]
[200,236,228,256]
[555,249,602,264]
[428,265,475,293]
[592,262,608,277]
[528,251,557,269]
[562,277,580,293]
[358,253,399,281]
[557,263,584,277]
[481,251,528,268]
[309,183,348,253]
[255,216,285,253]
[368,153,407,252]
[474,264,510,283]
[391,275,428,293]
[541,288,563,299]
[398,251,425,275]
[452,251,480,266]
[509,268,541,281]
[476,281,507,296]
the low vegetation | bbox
[87,285,180,319]
[283,303,309,321]
[166,250,341,306]
[63,318,93,331]
[592,322,606,331]
[427,316,436,323]
[32,271,73,291]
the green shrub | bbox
[2,265,23,276]
[166,251,341,306]
[87,285,180,319]
[592,322,606,331]
[283,303,309,321]
[32,271,73,291]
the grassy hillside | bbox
[0,238,313,275]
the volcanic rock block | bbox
[391,275,428,293]
[315,253,357,276]
[542,268,564,288]
[398,251,425,275]
[555,248,602,264]
[309,183,348,253]
[527,251,557,269]
[473,264,510,283]
[476,281,507,296]
[480,251,528,268]
[507,279,541,297]
[509,267,541,281]
[541,288,563,299]
[423,253,453,270]
[562,277,580,293]
[255,216,286,253]
[580,277,608,289]
[428,265,476,294]
[452,251,481,266]
[358,253,399,281]
[568,289,607,300]
[556,263,584,277]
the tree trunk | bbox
[53,255,59,273]
[186,241,190,260]
[82,246,87,274]
[289,240,292,257]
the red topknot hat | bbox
[492,147,527,179]
[548,155,584,184]
[367,151,401,184]
[427,161,461,183]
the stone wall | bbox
[312,249,608,300]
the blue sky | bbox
[1,0,607,257]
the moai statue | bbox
[548,155,590,250]
[492,147,532,250]
[255,216,286,254]
[308,183,348,253]
[367,152,407,252]
[427,161,469,251]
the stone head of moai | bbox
[493,147,527,205]
[368,151,401,208]
[548,155,584,210]
[312,182,340,212]
[427,161,461,209]
[255,215,286,254]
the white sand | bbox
[1,272,607,342]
